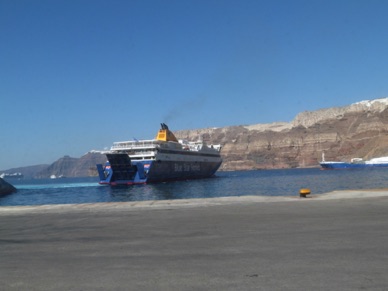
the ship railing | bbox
[130,154,156,160]
[111,140,160,150]
[130,151,156,157]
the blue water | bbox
[2,168,388,206]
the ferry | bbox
[0,173,24,179]
[97,124,222,185]
[320,152,388,169]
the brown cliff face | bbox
[175,98,388,171]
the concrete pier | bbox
[1,190,388,290]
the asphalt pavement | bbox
[1,190,388,290]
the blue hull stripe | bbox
[320,162,388,169]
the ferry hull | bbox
[146,160,222,183]
[320,162,388,169]
[97,154,222,185]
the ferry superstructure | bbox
[97,124,222,185]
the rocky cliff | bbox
[35,153,107,178]
[174,98,388,170]
[0,178,17,196]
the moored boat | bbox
[96,124,222,185]
[0,172,24,179]
[320,152,388,169]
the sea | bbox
[2,167,388,206]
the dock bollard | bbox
[299,188,311,198]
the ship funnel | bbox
[156,123,178,142]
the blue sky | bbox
[1,0,388,169]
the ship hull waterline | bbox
[320,162,388,169]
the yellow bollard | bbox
[299,188,311,198]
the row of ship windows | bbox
[132,156,155,160]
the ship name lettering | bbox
[174,164,183,172]
[174,163,201,172]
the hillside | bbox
[34,153,107,178]
[174,98,388,170]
